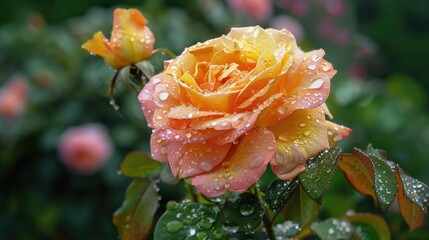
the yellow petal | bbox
[268,108,330,180]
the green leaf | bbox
[265,179,299,212]
[279,185,319,229]
[344,213,391,240]
[339,148,397,211]
[154,201,226,240]
[364,144,388,160]
[120,151,161,178]
[299,147,342,204]
[367,153,397,211]
[222,192,264,235]
[394,166,428,230]
[134,60,155,78]
[113,178,160,240]
[311,218,353,240]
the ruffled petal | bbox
[269,108,329,180]
[167,141,232,178]
[192,128,276,197]
[326,121,352,146]
[82,32,118,67]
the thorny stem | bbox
[253,184,276,240]
[152,48,176,58]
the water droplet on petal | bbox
[309,79,324,89]
[266,145,275,151]
[159,91,169,101]
[249,155,264,168]
[278,105,288,114]
[200,161,213,171]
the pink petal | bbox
[150,131,168,162]
[192,128,276,198]
[167,141,232,178]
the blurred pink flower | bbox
[276,0,309,17]
[325,0,346,17]
[270,15,305,41]
[228,0,273,22]
[59,124,112,175]
[0,75,28,120]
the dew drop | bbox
[299,123,307,128]
[278,105,288,114]
[304,131,311,136]
[266,145,275,151]
[166,220,183,233]
[249,155,264,169]
[222,221,239,233]
[159,91,169,101]
[309,79,324,89]
[239,204,254,216]
[200,161,213,171]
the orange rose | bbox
[139,26,351,197]
[82,8,155,69]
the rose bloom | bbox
[0,75,28,120]
[82,8,155,69]
[59,124,112,175]
[139,26,351,197]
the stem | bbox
[152,48,176,58]
[185,181,198,202]
[253,184,276,240]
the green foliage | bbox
[154,201,226,240]
[344,213,391,240]
[113,178,160,240]
[265,179,299,212]
[311,218,353,240]
[221,192,265,235]
[119,151,161,178]
[299,147,342,204]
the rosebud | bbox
[82,8,155,69]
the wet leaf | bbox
[395,167,428,230]
[120,151,161,177]
[154,201,225,240]
[339,148,397,211]
[311,218,353,240]
[273,220,301,238]
[113,178,159,240]
[265,179,299,212]
[279,185,319,229]
[299,147,342,204]
[222,192,264,235]
[344,213,390,240]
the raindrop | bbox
[309,79,324,89]
[328,228,334,234]
[188,228,196,236]
[278,105,288,114]
[308,64,317,70]
[249,155,264,169]
[200,161,213,171]
[222,221,239,233]
[158,91,169,101]
[266,145,275,151]
[304,131,311,136]
[166,220,183,233]
[239,204,254,216]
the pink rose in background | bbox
[228,0,273,22]
[59,124,112,175]
[0,75,28,120]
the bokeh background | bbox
[1,0,428,239]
